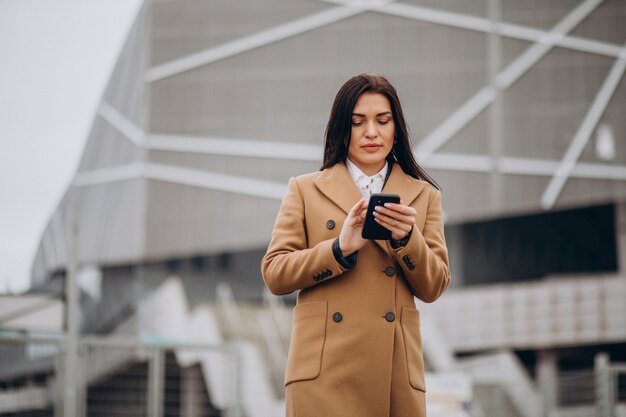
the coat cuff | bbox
[332,238,358,269]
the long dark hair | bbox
[321,73,439,190]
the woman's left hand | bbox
[373,199,416,240]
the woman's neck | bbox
[348,158,386,177]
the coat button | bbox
[332,312,343,323]
[326,219,335,230]
[385,312,395,322]
[384,266,395,277]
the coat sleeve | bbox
[261,177,350,295]
[386,188,450,303]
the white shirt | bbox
[346,158,388,200]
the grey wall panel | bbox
[501,175,551,213]
[401,0,487,17]
[501,48,614,159]
[427,170,491,220]
[501,0,584,30]
[500,37,535,72]
[102,2,149,128]
[578,74,626,164]
[559,177,626,209]
[72,179,147,265]
[570,0,626,44]
[150,0,329,66]
[31,179,147,284]
[77,116,142,172]
[438,110,490,154]
[145,181,281,258]
[148,150,320,183]
[149,12,488,143]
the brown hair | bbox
[321,73,439,190]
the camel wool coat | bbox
[261,162,450,417]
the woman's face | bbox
[348,92,395,176]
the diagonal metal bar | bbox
[413,0,603,161]
[93,103,626,190]
[73,163,145,187]
[495,0,603,90]
[145,163,288,200]
[145,2,388,82]
[541,43,626,209]
[414,87,497,161]
[98,102,145,146]
[0,297,60,325]
[72,154,626,195]
[149,133,320,161]
[317,0,621,58]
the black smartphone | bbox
[361,193,401,240]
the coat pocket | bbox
[284,301,328,386]
[400,307,426,392]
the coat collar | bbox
[313,162,428,214]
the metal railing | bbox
[0,334,240,417]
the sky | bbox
[0,0,143,293]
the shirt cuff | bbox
[332,238,358,269]
[390,227,413,249]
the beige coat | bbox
[262,162,450,417]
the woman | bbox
[261,73,450,417]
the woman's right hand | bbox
[338,199,368,257]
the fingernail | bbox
[384,203,390,207]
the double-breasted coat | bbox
[261,162,450,417]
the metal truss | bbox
[82,105,626,202]
[86,0,626,209]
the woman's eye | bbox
[378,119,390,125]
[352,120,363,126]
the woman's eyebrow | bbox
[351,111,392,117]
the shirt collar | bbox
[345,158,388,185]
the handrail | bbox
[262,288,291,346]
[216,282,243,336]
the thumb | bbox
[349,198,366,216]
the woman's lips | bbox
[362,144,382,152]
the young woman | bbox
[262,73,450,417]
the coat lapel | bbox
[313,163,362,215]
[381,163,428,206]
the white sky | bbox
[0,0,143,293]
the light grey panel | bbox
[77,116,142,172]
[558,177,626,209]
[578,73,626,164]
[150,0,330,66]
[569,0,626,44]
[438,109,490,154]
[102,2,149,127]
[401,0,487,17]
[149,12,488,144]
[145,181,281,258]
[501,0,583,30]
[501,174,550,213]
[426,170,492,221]
[501,48,614,160]
[31,179,147,284]
[72,179,147,264]
[500,37,534,73]
[148,150,320,183]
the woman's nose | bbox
[365,121,377,138]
